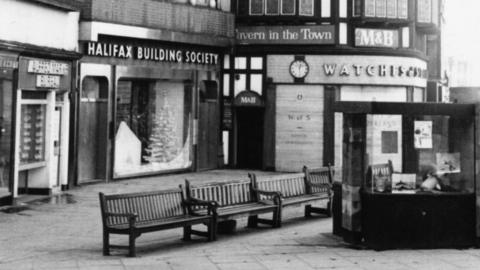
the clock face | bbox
[289,60,309,79]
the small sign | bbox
[36,75,60,88]
[0,56,18,69]
[414,121,432,149]
[355,28,399,48]
[233,91,264,107]
[236,25,335,45]
[28,60,69,75]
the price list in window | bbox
[20,104,46,164]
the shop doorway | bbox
[198,81,219,170]
[235,107,264,169]
[78,76,109,183]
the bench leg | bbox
[326,200,332,217]
[103,230,110,256]
[275,208,282,228]
[128,230,136,257]
[183,225,192,241]
[247,215,258,228]
[208,220,215,241]
[305,205,312,217]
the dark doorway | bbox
[236,107,263,169]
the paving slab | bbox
[1,169,480,270]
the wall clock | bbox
[289,59,309,79]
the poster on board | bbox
[436,153,461,174]
[414,120,432,149]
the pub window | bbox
[250,0,264,15]
[417,0,439,24]
[266,0,280,15]
[300,0,314,16]
[281,0,295,15]
[247,0,316,16]
[358,0,408,19]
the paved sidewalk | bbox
[1,169,480,270]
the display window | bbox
[114,80,193,177]
[364,113,475,194]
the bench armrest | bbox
[255,189,282,205]
[184,198,218,215]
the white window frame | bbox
[300,0,315,16]
[265,0,280,15]
[250,0,265,15]
[281,0,296,15]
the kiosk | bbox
[334,102,477,249]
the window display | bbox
[364,114,474,194]
[19,104,46,165]
[114,80,193,177]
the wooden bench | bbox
[249,166,333,223]
[99,188,215,257]
[183,179,281,238]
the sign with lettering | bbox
[355,28,399,48]
[236,25,335,45]
[275,85,323,171]
[233,91,264,107]
[0,56,18,69]
[19,57,71,91]
[85,42,219,65]
[28,60,69,75]
[267,55,428,87]
[36,75,60,88]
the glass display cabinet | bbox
[336,102,477,249]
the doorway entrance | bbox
[235,107,264,169]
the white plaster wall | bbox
[0,0,79,51]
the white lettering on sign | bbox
[355,28,399,48]
[36,75,60,88]
[240,97,256,104]
[28,60,69,75]
[321,64,427,79]
[86,42,219,65]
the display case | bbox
[336,102,477,249]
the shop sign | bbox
[322,63,426,79]
[27,60,69,75]
[233,91,263,107]
[0,57,18,69]
[85,42,219,65]
[355,28,399,48]
[36,75,60,88]
[236,25,335,45]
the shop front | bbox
[258,54,428,172]
[76,39,222,183]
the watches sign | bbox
[355,28,399,48]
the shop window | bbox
[114,80,193,177]
[19,103,46,165]
[82,76,108,100]
[266,0,280,15]
[417,0,439,25]
[301,0,315,16]
[225,56,265,97]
